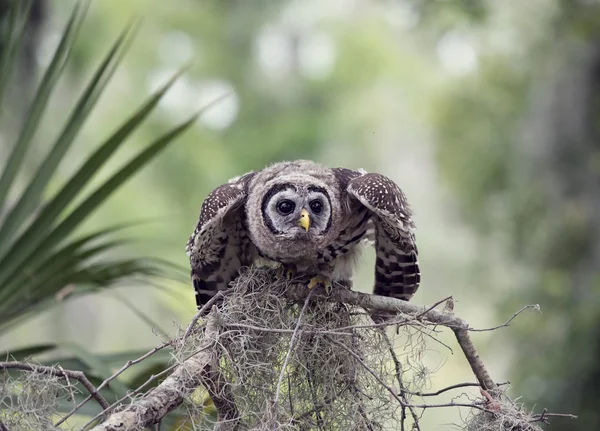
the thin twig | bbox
[81,344,212,430]
[380,330,421,430]
[88,307,238,431]
[58,365,77,410]
[408,401,494,413]
[273,289,314,407]
[415,296,453,320]
[530,408,578,423]
[469,305,541,332]
[55,341,173,427]
[224,321,354,336]
[58,288,230,427]
[412,381,510,397]
[182,289,228,342]
[326,336,407,407]
[0,361,109,410]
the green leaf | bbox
[0,67,186,292]
[68,259,161,285]
[0,0,33,107]
[0,15,136,255]
[0,225,131,317]
[1,258,163,329]
[0,2,208,417]
[0,111,201,290]
[0,240,127,321]
[0,343,57,361]
[0,0,88,212]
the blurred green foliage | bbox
[0,0,208,426]
[3,0,600,429]
[433,1,600,429]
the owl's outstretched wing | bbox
[186,172,256,309]
[334,168,420,301]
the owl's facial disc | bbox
[261,184,331,237]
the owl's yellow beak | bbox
[298,208,310,231]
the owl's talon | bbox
[277,264,296,281]
[285,268,296,280]
[307,276,332,293]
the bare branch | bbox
[89,307,236,431]
[469,305,541,332]
[530,408,578,423]
[0,361,109,410]
[57,289,233,427]
[380,330,421,430]
[182,289,229,343]
[415,295,453,319]
[284,282,498,391]
[79,268,572,430]
[412,381,510,397]
[55,340,172,427]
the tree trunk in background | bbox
[512,37,600,430]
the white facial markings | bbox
[264,186,331,235]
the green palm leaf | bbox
[0,0,211,375]
[0,0,87,211]
[0,16,135,253]
[0,0,34,108]
[0,0,204,319]
[0,3,221,428]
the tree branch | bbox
[285,283,499,391]
[88,276,546,429]
[0,361,109,410]
[90,306,237,431]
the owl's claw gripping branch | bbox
[306,275,332,293]
[276,264,297,281]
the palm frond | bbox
[0,0,87,211]
[0,1,203,334]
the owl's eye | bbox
[277,200,295,215]
[309,200,323,214]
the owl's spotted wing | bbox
[335,168,420,301]
[186,172,256,309]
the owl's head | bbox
[262,183,331,236]
[245,161,343,260]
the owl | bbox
[186,160,420,311]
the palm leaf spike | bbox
[0,234,129,327]
[0,75,192,311]
[0,0,34,108]
[0,64,188,291]
[0,222,142,314]
[0,121,193,309]
[0,15,136,255]
[0,0,89,212]
[0,93,228,296]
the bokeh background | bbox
[1,0,599,429]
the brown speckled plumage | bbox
[186,160,420,310]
